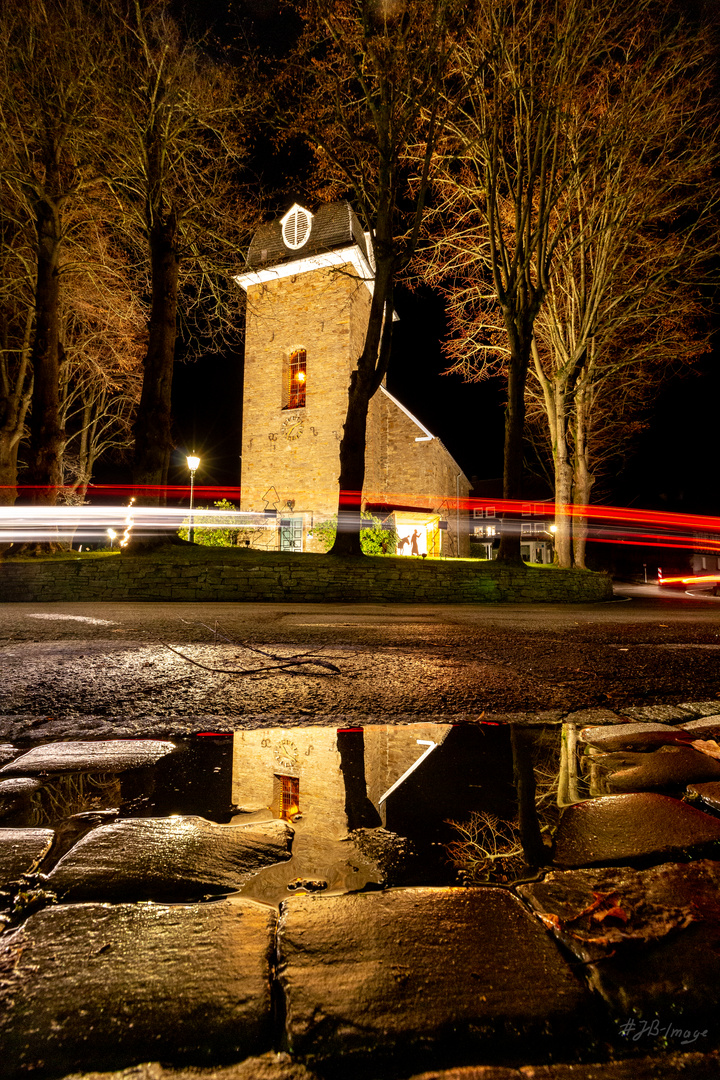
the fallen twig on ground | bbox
[161,642,341,677]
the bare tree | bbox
[0,0,120,511]
[0,193,34,506]
[108,0,253,519]
[58,212,145,502]
[527,8,718,566]
[428,0,718,564]
[426,0,682,561]
[285,0,457,556]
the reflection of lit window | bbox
[287,349,306,409]
[486,525,496,536]
[279,775,299,820]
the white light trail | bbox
[0,505,275,543]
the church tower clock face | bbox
[282,415,305,441]
[274,738,299,771]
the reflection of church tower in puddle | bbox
[231,725,517,897]
[235,201,471,556]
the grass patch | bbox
[2,549,120,563]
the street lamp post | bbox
[187,454,200,543]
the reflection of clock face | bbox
[282,415,304,441]
[274,738,299,770]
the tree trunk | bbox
[132,214,179,500]
[0,304,33,507]
[572,380,594,569]
[26,198,65,507]
[329,369,371,557]
[0,435,21,507]
[510,724,546,868]
[554,385,573,568]
[328,252,394,558]
[530,340,573,567]
[497,324,530,564]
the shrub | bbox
[310,512,397,555]
[178,498,243,547]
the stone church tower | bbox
[235,201,470,555]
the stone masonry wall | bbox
[364,390,471,555]
[240,261,471,557]
[0,552,613,604]
[241,265,370,519]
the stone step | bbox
[0,739,177,777]
[276,886,597,1075]
[0,898,276,1078]
[686,781,720,813]
[579,723,691,752]
[588,746,720,793]
[42,1049,720,1080]
[46,816,294,901]
[408,1050,720,1078]
[553,792,720,867]
[519,861,720,1042]
[0,827,54,888]
[680,715,720,738]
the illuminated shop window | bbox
[278,775,300,821]
[286,349,306,409]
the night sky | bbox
[168,280,719,518]
[168,283,507,495]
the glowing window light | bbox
[288,350,306,409]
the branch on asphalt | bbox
[177,617,347,667]
[161,642,341,677]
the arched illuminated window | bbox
[280,204,313,250]
[286,349,306,409]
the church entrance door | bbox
[280,516,303,553]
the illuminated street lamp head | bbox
[186,454,200,473]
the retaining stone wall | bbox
[0,551,613,603]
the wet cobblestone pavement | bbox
[3,710,720,1079]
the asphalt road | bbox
[0,583,718,742]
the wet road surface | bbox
[0,584,718,740]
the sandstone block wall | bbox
[232,728,347,846]
[365,389,471,555]
[0,552,614,604]
[241,265,370,519]
[240,261,471,556]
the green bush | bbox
[179,499,243,547]
[310,512,398,555]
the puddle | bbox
[4,718,716,908]
[0,734,235,827]
[0,724,547,904]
